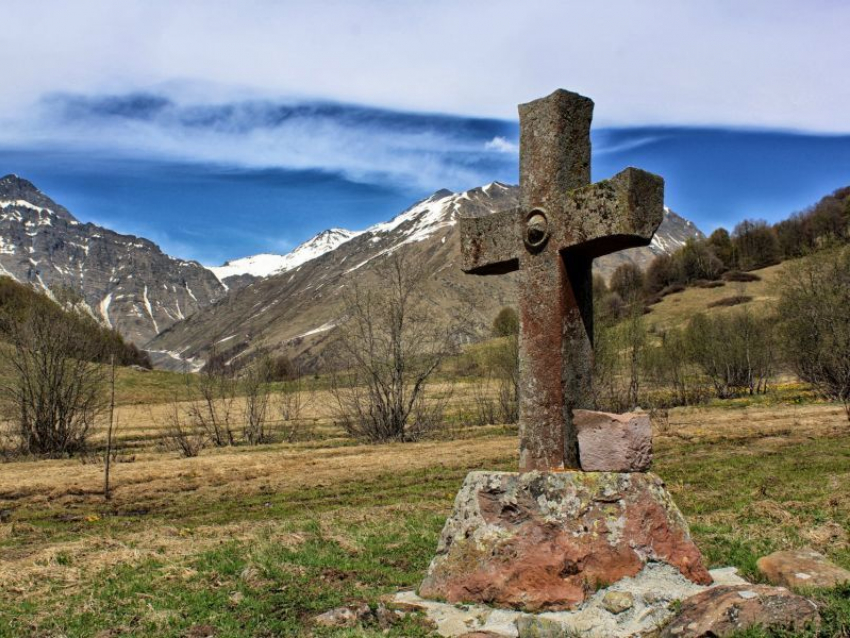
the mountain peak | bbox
[318,227,354,237]
[0,174,76,221]
[431,188,454,200]
[151,180,705,369]
[1,174,42,198]
[208,227,360,282]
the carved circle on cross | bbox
[524,209,550,251]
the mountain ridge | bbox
[0,175,703,368]
[209,228,361,283]
[150,182,703,370]
[0,174,226,345]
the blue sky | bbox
[1,1,848,265]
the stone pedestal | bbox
[419,471,711,612]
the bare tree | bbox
[242,355,273,445]
[467,373,500,427]
[278,365,316,443]
[779,247,850,421]
[188,361,238,447]
[609,262,645,301]
[732,219,781,271]
[0,305,106,457]
[329,252,455,442]
[491,333,519,424]
[161,401,206,458]
[685,306,775,398]
[642,327,708,407]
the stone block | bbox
[757,548,850,589]
[661,585,819,637]
[574,409,652,472]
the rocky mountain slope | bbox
[0,174,226,345]
[150,182,703,370]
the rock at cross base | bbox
[418,471,711,612]
[574,409,652,472]
[660,585,819,637]
[757,548,850,589]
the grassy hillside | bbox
[0,276,151,369]
[644,261,784,331]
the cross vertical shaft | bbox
[517,90,593,471]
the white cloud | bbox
[0,92,513,191]
[0,0,848,132]
[485,136,517,153]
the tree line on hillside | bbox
[585,185,849,418]
[605,185,850,310]
[0,277,151,368]
[592,244,850,423]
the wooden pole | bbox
[105,354,116,500]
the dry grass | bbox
[1,401,847,590]
[645,261,785,329]
[0,390,848,636]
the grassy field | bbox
[1,391,849,637]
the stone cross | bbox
[460,89,664,471]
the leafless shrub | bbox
[407,386,452,440]
[0,421,18,461]
[465,376,500,427]
[649,405,671,435]
[0,305,106,457]
[641,328,711,408]
[188,362,238,447]
[492,334,519,424]
[277,365,316,443]
[329,252,456,442]
[161,402,206,458]
[592,320,634,413]
[242,355,273,445]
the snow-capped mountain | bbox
[0,174,701,367]
[209,228,360,282]
[650,207,705,254]
[0,174,226,345]
[149,182,703,370]
[204,184,496,284]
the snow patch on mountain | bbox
[0,200,55,216]
[99,293,113,328]
[214,183,514,282]
[209,228,360,280]
[362,187,476,249]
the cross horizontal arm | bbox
[551,167,665,257]
[459,208,521,275]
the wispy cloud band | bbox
[2,91,519,191]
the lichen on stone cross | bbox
[460,89,664,472]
